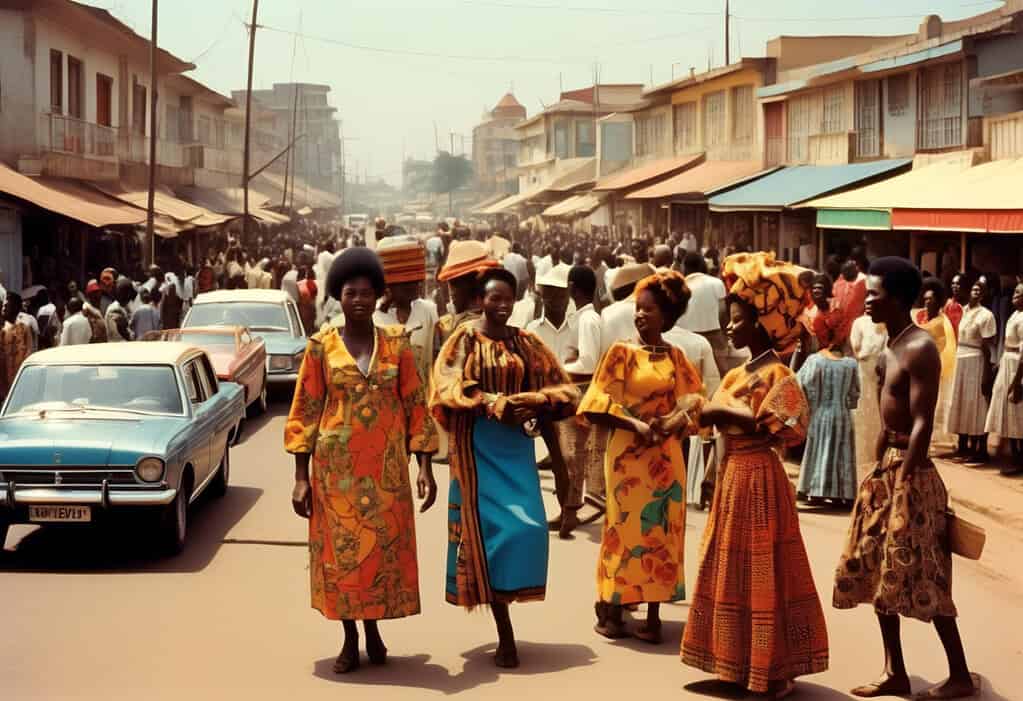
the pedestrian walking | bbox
[833,257,976,700]
[946,278,997,462]
[682,252,829,698]
[430,266,578,669]
[285,247,438,674]
[580,271,704,643]
[0,293,32,399]
[985,282,1023,476]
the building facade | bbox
[472,92,526,196]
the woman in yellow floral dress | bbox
[579,271,705,644]
[682,252,829,698]
[285,247,438,674]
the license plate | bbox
[28,505,92,523]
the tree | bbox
[431,151,473,215]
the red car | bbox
[148,326,268,417]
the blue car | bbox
[183,289,307,387]
[0,343,245,555]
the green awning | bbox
[816,208,891,231]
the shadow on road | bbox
[312,640,597,695]
[0,485,262,574]
[236,402,289,445]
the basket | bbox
[948,511,985,560]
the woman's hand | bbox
[416,455,437,513]
[291,479,312,519]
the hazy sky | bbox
[92,0,1003,185]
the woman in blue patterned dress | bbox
[796,348,860,506]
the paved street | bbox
[2,404,1020,701]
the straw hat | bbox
[376,235,426,284]
[610,262,655,291]
[438,240,497,282]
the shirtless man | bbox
[833,257,975,700]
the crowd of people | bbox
[280,218,996,700]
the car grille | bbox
[0,469,139,486]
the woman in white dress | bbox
[849,313,887,473]
[985,282,1023,476]
[947,279,997,462]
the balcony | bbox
[122,133,185,169]
[35,112,118,180]
[772,132,853,166]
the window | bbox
[286,302,303,336]
[575,119,595,158]
[198,115,212,146]
[67,56,83,119]
[132,77,147,136]
[165,104,180,142]
[673,102,698,153]
[822,86,846,134]
[96,74,113,127]
[702,91,726,149]
[918,62,963,150]
[49,50,63,113]
[786,93,815,163]
[888,73,910,116]
[554,120,571,158]
[198,355,219,396]
[183,361,206,404]
[854,80,881,159]
[635,113,667,157]
[730,85,755,142]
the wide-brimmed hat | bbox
[376,235,426,284]
[610,262,655,291]
[438,240,497,282]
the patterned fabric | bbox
[682,361,829,694]
[0,321,32,399]
[283,324,438,621]
[833,450,957,622]
[578,342,705,605]
[720,252,810,356]
[430,323,578,608]
[557,386,604,508]
[797,352,860,501]
[985,310,1023,438]
[433,310,481,358]
[806,302,845,350]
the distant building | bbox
[232,83,342,195]
[472,92,526,195]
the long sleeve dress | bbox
[284,324,438,621]
[578,341,705,606]
[796,351,860,501]
[946,304,997,437]
[430,324,578,609]
[682,359,829,694]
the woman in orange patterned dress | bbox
[682,253,829,698]
[285,248,438,674]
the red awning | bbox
[892,209,1023,234]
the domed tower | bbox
[491,92,527,121]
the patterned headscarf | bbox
[721,252,810,355]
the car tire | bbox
[0,518,9,552]
[232,419,244,446]
[159,477,191,556]
[248,375,268,418]
[209,445,230,499]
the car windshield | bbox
[186,302,289,333]
[5,365,183,415]
[161,331,237,350]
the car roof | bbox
[25,342,203,366]
[192,289,290,304]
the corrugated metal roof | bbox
[708,159,912,212]
[593,154,704,192]
[625,161,772,200]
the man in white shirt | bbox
[35,290,61,350]
[677,252,731,375]
[525,264,574,363]
[534,239,559,281]
[600,262,655,355]
[60,298,91,346]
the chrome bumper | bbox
[1,484,178,508]
[267,372,298,385]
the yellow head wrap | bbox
[721,252,810,355]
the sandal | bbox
[632,621,662,644]
[332,646,361,674]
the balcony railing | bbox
[121,133,185,168]
[41,113,116,159]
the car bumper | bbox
[1,484,178,509]
[267,372,298,385]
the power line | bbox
[459,0,721,16]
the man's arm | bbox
[901,338,941,480]
[874,350,887,462]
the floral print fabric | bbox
[284,324,437,620]
[833,451,957,622]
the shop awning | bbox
[625,161,772,200]
[174,185,285,224]
[470,192,512,214]
[481,191,533,215]
[593,153,703,192]
[815,208,892,231]
[93,182,234,228]
[708,159,911,212]
[0,164,145,228]
[545,158,597,192]
[542,192,607,218]
[253,172,341,210]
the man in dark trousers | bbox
[833,257,976,700]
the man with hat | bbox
[83,280,108,343]
[374,235,438,385]
[600,262,656,354]
[433,240,496,353]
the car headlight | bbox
[136,457,165,483]
[269,354,292,372]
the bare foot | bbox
[913,674,979,700]
[851,675,912,698]
[494,642,519,668]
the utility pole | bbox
[725,0,730,66]
[282,19,300,211]
[449,132,455,155]
[242,0,259,245]
[144,0,158,267]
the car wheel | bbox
[0,518,9,552]
[159,477,191,556]
[248,375,268,418]
[210,445,230,499]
